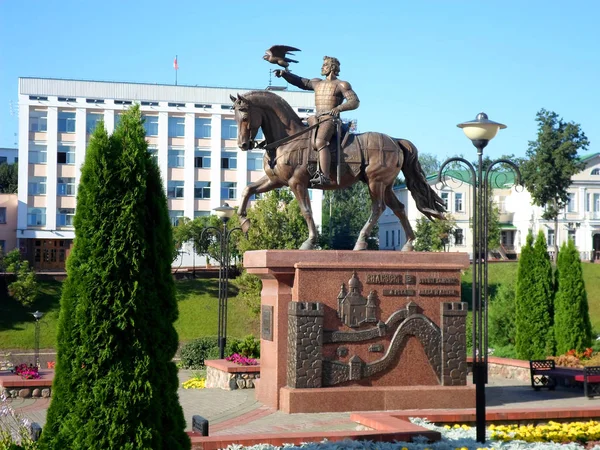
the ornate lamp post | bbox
[202,204,243,359]
[438,113,520,443]
[32,310,43,368]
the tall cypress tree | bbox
[515,232,554,359]
[41,106,190,449]
[554,239,593,354]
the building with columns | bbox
[17,77,318,270]
[379,152,600,261]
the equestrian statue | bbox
[231,46,446,251]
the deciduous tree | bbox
[0,163,18,193]
[413,215,456,252]
[521,109,589,256]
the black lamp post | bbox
[438,113,520,443]
[32,310,43,368]
[202,203,243,359]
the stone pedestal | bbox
[244,250,474,412]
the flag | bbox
[173,56,179,70]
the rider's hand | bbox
[329,107,340,117]
[274,70,284,78]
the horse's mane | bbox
[244,90,304,127]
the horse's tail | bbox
[398,139,446,221]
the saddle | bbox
[305,118,362,178]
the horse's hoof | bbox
[299,240,316,250]
[353,241,368,251]
[401,242,414,252]
[240,218,250,234]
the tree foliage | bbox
[41,105,190,449]
[237,189,308,252]
[322,183,378,250]
[413,215,456,252]
[488,280,516,349]
[554,239,593,354]
[515,232,555,359]
[8,260,38,307]
[522,109,589,221]
[0,163,18,193]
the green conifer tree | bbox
[41,106,190,449]
[554,239,593,354]
[515,232,555,359]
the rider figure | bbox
[275,56,360,186]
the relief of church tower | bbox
[337,271,378,328]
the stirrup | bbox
[310,171,331,187]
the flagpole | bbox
[175,54,178,86]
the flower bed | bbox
[205,359,260,390]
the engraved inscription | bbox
[420,277,459,285]
[383,289,416,296]
[405,275,417,285]
[261,305,273,341]
[366,273,402,284]
[419,289,459,297]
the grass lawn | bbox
[0,277,259,350]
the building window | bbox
[385,230,389,247]
[168,148,185,167]
[57,208,75,227]
[86,112,104,133]
[0,207,6,224]
[169,210,184,226]
[194,211,210,218]
[143,115,159,136]
[221,182,237,200]
[27,207,46,226]
[391,230,395,247]
[592,168,600,175]
[28,176,47,195]
[195,118,211,138]
[221,119,237,139]
[57,111,76,133]
[454,228,464,246]
[567,193,576,212]
[0,157,7,165]
[568,229,576,246]
[594,193,600,212]
[194,181,210,199]
[58,145,76,164]
[221,151,237,169]
[0,241,5,253]
[167,180,185,198]
[441,192,449,209]
[57,177,76,196]
[29,110,48,132]
[194,149,211,168]
[547,229,555,247]
[455,193,463,212]
[114,113,123,128]
[28,143,47,164]
[168,116,185,137]
[248,152,263,171]
[148,146,158,162]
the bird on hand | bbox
[263,45,301,69]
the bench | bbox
[530,360,600,398]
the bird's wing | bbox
[268,45,301,57]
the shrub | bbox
[235,271,261,317]
[229,334,260,358]
[0,392,37,449]
[180,337,219,369]
[554,239,593,354]
[488,280,516,348]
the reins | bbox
[252,115,337,151]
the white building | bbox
[380,152,600,261]
[17,77,318,270]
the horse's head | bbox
[230,94,261,151]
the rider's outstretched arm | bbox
[280,71,314,91]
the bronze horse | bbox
[230,90,445,250]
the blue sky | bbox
[1,0,599,162]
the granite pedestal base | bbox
[244,250,471,413]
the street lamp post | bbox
[438,113,520,443]
[202,203,243,359]
[32,310,43,368]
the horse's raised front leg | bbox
[384,185,415,251]
[354,181,386,251]
[289,180,319,250]
[238,175,283,233]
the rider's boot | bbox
[311,146,332,187]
